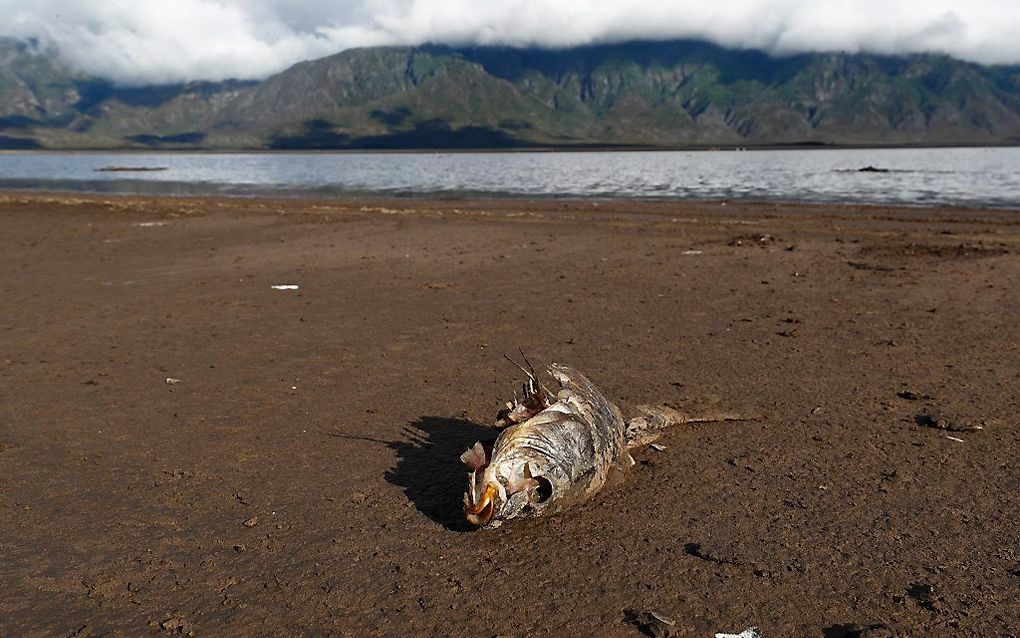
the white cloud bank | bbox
[2,0,1019,85]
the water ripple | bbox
[0,147,1018,209]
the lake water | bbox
[0,147,1017,208]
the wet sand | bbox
[1,192,1018,637]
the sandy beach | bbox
[1,191,1018,637]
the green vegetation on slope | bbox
[1,38,1019,149]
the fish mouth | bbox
[465,483,497,527]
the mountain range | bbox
[2,37,1020,150]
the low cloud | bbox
[2,0,1019,85]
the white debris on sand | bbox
[271,285,300,290]
[715,628,762,638]
[134,221,168,227]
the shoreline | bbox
[3,188,1020,222]
[1,186,1019,214]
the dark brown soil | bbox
[1,192,1018,637]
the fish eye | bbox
[534,476,553,503]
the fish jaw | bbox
[462,444,508,527]
[464,482,498,526]
[462,449,551,527]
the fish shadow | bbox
[385,416,497,532]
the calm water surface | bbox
[0,147,1017,208]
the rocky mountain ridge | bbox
[2,38,1019,149]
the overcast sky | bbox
[2,0,1019,85]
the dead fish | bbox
[462,357,750,528]
[462,362,628,527]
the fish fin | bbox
[619,451,635,468]
[604,454,633,489]
[460,441,488,470]
[496,351,553,426]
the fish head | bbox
[461,442,553,527]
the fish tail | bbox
[624,405,752,449]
